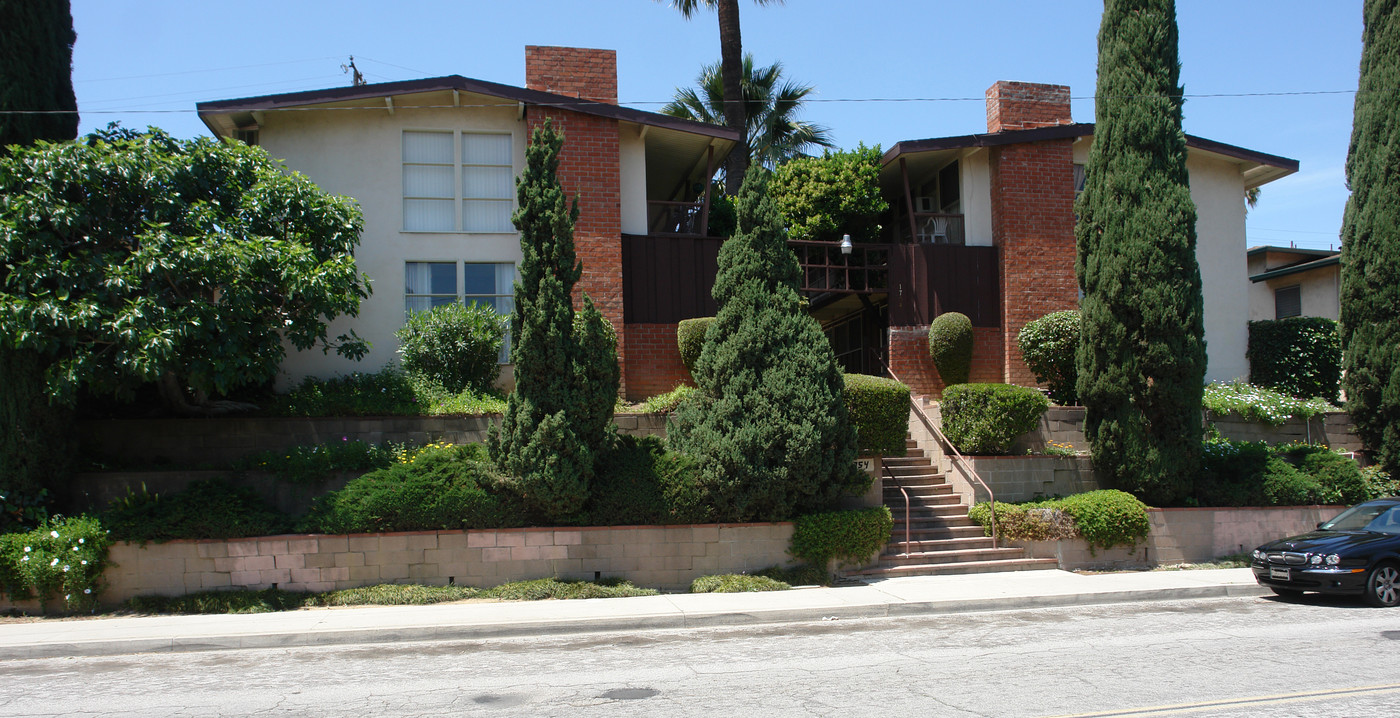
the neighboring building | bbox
[811,81,1298,396]
[1246,245,1341,321]
[197,46,738,398]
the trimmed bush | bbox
[1017,310,1080,405]
[396,302,505,394]
[1262,456,1322,506]
[1248,318,1342,402]
[690,574,791,593]
[1197,438,1273,507]
[1278,444,1368,505]
[843,373,910,456]
[940,383,1050,455]
[676,317,713,374]
[299,444,527,534]
[639,384,700,414]
[968,501,1077,542]
[928,312,974,386]
[790,506,892,569]
[102,479,289,543]
[0,515,111,613]
[970,490,1149,552]
[769,144,888,242]
[575,435,712,527]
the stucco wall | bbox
[960,149,994,247]
[1188,153,1251,383]
[1250,267,1341,321]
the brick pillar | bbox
[524,48,625,394]
[985,81,1072,133]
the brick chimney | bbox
[985,81,1072,133]
[525,46,617,105]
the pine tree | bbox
[1341,0,1400,477]
[1075,0,1205,506]
[667,166,864,522]
[488,120,620,520]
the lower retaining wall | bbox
[1011,505,1341,569]
[2,523,795,611]
[1009,408,1362,456]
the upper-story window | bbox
[403,131,514,233]
[1275,284,1302,319]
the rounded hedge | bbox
[940,383,1050,455]
[676,317,714,374]
[1247,317,1341,402]
[1017,310,1080,406]
[395,302,505,393]
[790,506,893,569]
[928,312,974,386]
[843,373,910,456]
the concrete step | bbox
[889,526,989,541]
[876,547,1031,566]
[882,456,934,468]
[884,492,962,507]
[879,536,996,553]
[883,465,939,478]
[887,504,970,519]
[850,557,1061,578]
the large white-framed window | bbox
[403,131,514,233]
[405,261,516,362]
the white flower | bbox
[50,531,59,538]
[23,546,30,553]
[50,558,58,566]
[72,546,79,552]
[84,588,91,595]
[20,556,28,562]
[78,538,84,544]
[81,560,87,565]
[62,566,69,572]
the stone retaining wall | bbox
[1009,408,1362,456]
[1010,505,1341,569]
[0,523,795,611]
[77,414,669,466]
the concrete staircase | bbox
[849,437,1059,579]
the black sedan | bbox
[1251,497,1400,607]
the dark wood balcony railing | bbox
[890,212,966,245]
[648,200,707,237]
[788,240,891,295]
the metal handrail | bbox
[880,361,998,548]
[884,464,912,556]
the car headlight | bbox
[1310,554,1323,565]
[1253,550,1264,561]
[1326,554,1341,565]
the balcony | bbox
[788,240,892,294]
[890,212,966,245]
[648,200,709,237]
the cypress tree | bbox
[0,0,79,516]
[1340,0,1400,477]
[488,120,619,520]
[1075,0,1205,505]
[667,166,864,522]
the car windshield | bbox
[1321,503,1400,534]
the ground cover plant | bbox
[239,439,402,484]
[1195,438,1369,507]
[267,368,506,417]
[970,490,1149,551]
[1202,381,1337,426]
[0,515,110,613]
[101,479,289,543]
[689,573,791,593]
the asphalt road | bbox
[1,593,1397,717]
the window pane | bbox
[463,199,514,232]
[464,165,513,200]
[403,164,454,199]
[404,199,455,232]
[463,263,496,296]
[403,131,453,164]
[405,262,456,295]
[495,263,515,294]
[462,133,511,165]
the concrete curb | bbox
[0,581,1271,661]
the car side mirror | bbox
[1317,523,1326,529]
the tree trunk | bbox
[717,0,748,195]
[156,371,258,417]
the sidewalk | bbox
[0,568,1268,660]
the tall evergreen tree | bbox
[488,120,619,520]
[0,0,79,516]
[1075,0,1205,506]
[667,166,864,522]
[1340,0,1400,477]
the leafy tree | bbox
[769,144,887,242]
[1341,0,1400,477]
[1075,0,1205,506]
[928,311,974,387]
[0,0,78,148]
[663,53,833,174]
[0,127,371,415]
[667,165,865,522]
[660,0,784,194]
[488,120,620,520]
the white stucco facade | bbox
[959,149,994,247]
[1186,152,1251,383]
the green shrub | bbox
[1058,490,1151,551]
[1017,310,1080,405]
[1278,444,1368,505]
[1362,465,1400,500]
[940,383,1050,455]
[753,563,827,586]
[843,373,910,456]
[639,384,699,414]
[102,479,289,543]
[396,302,505,394]
[676,317,714,374]
[928,312,974,386]
[968,501,1077,542]
[707,191,737,238]
[1196,438,1273,507]
[299,444,528,534]
[573,435,713,527]
[1202,381,1337,426]
[769,144,888,242]
[0,515,112,613]
[239,440,400,484]
[790,506,892,568]
[690,573,791,593]
[482,577,657,600]
[1262,456,1322,506]
[1248,317,1342,402]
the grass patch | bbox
[1151,553,1252,571]
[690,574,791,593]
[266,369,506,417]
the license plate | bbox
[1270,566,1291,581]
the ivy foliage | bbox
[928,311,974,387]
[488,120,620,521]
[1247,318,1341,402]
[0,127,371,405]
[1075,0,1205,506]
[1340,0,1400,478]
[769,144,888,242]
[667,166,865,522]
[1018,310,1081,406]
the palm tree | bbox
[661,0,784,194]
[663,54,834,179]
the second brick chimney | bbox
[525,45,618,105]
[985,81,1072,133]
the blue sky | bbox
[70,0,1362,251]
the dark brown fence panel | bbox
[890,244,1000,327]
[622,234,722,323]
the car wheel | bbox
[1364,562,1400,608]
[1270,587,1304,600]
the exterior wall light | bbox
[840,234,853,255]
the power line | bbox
[75,57,341,84]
